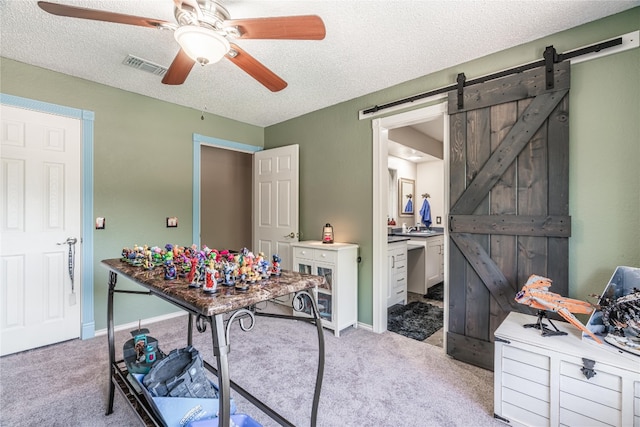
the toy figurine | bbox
[143,247,154,270]
[188,255,200,287]
[222,261,235,286]
[163,260,177,280]
[202,260,218,294]
[516,274,602,343]
[271,254,282,276]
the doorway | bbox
[1,98,95,354]
[371,102,449,343]
[192,134,300,270]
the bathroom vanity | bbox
[388,229,444,297]
[387,239,408,307]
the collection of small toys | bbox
[121,244,282,293]
[123,323,165,374]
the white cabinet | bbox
[426,235,444,288]
[494,311,640,427]
[387,241,407,307]
[407,235,444,295]
[291,241,358,337]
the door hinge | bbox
[494,337,511,344]
[494,413,510,423]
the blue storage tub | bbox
[132,373,236,427]
[188,414,262,427]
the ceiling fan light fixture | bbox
[174,25,230,65]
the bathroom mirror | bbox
[398,178,415,217]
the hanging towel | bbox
[404,198,413,213]
[420,198,432,228]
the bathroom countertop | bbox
[390,230,445,238]
[388,235,411,244]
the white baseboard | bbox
[94,311,188,337]
[357,321,373,332]
[94,309,374,337]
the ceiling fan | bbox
[37,0,326,91]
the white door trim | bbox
[191,133,262,246]
[0,93,95,339]
[371,102,448,334]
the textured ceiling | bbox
[1,0,638,127]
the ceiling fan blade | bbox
[224,15,326,40]
[226,44,287,92]
[162,49,196,85]
[38,1,172,28]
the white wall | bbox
[388,155,416,224]
[417,160,444,227]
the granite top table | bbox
[102,258,326,427]
[101,258,325,316]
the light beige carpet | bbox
[0,303,502,427]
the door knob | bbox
[57,237,78,245]
[284,232,295,238]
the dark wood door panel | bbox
[446,62,571,370]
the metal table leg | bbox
[211,313,231,427]
[297,289,325,427]
[105,271,117,415]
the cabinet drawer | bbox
[293,247,314,259]
[394,250,406,262]
[393,276,406,290]
[314,249,337,263]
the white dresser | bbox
[494,311,640,427]
[291,241,358,337]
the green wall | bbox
[1,7,638,332]
[265,7,640,324]
[0,59,263,331]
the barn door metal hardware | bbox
[361,35,623,115]
[456,73,466,110]
[544,46,559,90]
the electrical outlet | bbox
[436,216,442,224]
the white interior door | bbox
[253,145,299,270]
[1,104,82,356]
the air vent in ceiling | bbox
[122,54,167,76]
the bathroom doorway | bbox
[371,102,449,349]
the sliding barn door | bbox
[447,62,571,370]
